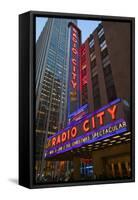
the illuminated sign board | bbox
[68,23,81,115]
[45,98,128,158]
[71,27,78,91]
[68,104,88,123]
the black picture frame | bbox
[19,11,135,189]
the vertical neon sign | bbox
[68,23,81,116]
[71,28,77,90]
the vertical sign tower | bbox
[68,22,81,117]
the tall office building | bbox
[35,18,77,174]
[81,21,131,113]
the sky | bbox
[36,17,48,41]
[78,20,100,43]
[36,17,101,43]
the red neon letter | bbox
[72,27,77,34]
[52,137,56,147]
[72,72,76,79]
[72,58,77,65]
[97,111,104,125]
[67,129,70,140]
[61,132,67,143]
[83,119,90,132]
[92,116,96,129]
[72,65,76,72]
[72,36,77,43]
[71,127,77,138]
[107,105,117,120]
[72,47,77,55]
[56,135,61,145]
[71,80,77,89]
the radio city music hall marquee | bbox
[45,98,128,158]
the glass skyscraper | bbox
[35,17,77,176]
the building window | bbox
[91,69,98,78]
[98,28,104,38]
[91,75,101,110]
[90,51,95,59]
[90,54,96,62]
[89,38,94,48]
[100,40,107,52]
[106,85,117,102]
[101,47,108,59]
[103,64,117,102]
[103,64,112,75]
[93,94,101,110]
[99,34,105,44]
[103,60,110,68]
[90,46,95,54]
[92,75,98,86]
[91,58,96,70]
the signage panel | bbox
[45,98,128,157]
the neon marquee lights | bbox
[51,126,77,147]
[67,23,81,116]
[45,98,127,158]
[69,24,80,105]
[45,119,127,158]
[48,104,117,148]
[71,27,78,90]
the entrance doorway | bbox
[80,158,94,180]
[104,154,131,179]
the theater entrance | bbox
[103,153,131,179]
